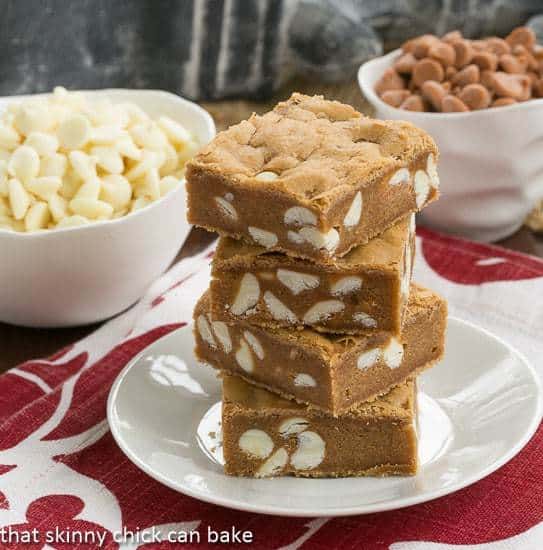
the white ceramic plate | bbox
[107,318,542,517]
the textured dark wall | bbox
[0,0,541,99]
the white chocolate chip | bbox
[248,226,278,248]
[279,417,310,437]
[290,431,325,470]
[287,230,305,244]
[255,171,278,182]
[343,191,362,227]
[230,273,260,316]
[353,311,378,328]
[303,300,344,324]
[256,448,288,477]
[298,227,339,254]
[239,429,273,459]
[196,314,216,349]
[389,168,410,186]
[427,154,439,188]
[8,145,40,182]
[357,348,381,370]
[294,373,317,387]
[263,291,298,323]
[330,276,362,296]
[211,321,232,353]
[243,330,264,360]
[224,192,234,202]
[214,196,238,221]
[284,206,317,227]
[414,170,430,209]
[277,269,320,295]
[383,337,404,369]
[235,338,254,373]
[57,114,91,149]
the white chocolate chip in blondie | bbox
[414,170,431,209]
[263,291,298,323]
[256,447,288,477]
[331,276,362,296]
[211,321,232,353]
[298,227,339,254]
[277,269,320,295]
[294,373,317,387]
[287,230,305,244]
[239,429,273,459]
[389,167,410,186]
[291,431,325,470]
[230,273,260,316]
[279,417,310,437]
[303,300,344,324]
[196,314,217,349]
[383,337,404,369]
[427,154,439,188]
[284,206,317,227]
[248,226,278,248]
[235,338,254,373]
[255,171,278,182]
[214,196,238,221]
[243,330,264,360]
[343,191,362,227]
[357,348,381,370]
[353,311,378,328]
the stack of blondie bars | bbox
[187,93,447,478]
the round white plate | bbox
[107,317,542,517]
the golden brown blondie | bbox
[222,375,418,477]
[187,93,439,262]
[194,285,446,415]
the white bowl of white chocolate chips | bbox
[359,37,543,243]
[0,87,215,327]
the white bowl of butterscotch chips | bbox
[359,26,543,242]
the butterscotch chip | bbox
[400,94,426,111]
[421,80,446,111]
[394,53,417,74]
[472,51,498,71]
[452,39,474,68]
[458,83,491,110]
[452,64,480,86]
[512,45,539,71]
[472,39,488,51]
[375,68,406,95]
[221,375,419,477]
[412,58,444,86]
[412,35,439,59]
[381,89,411,107]
[187,93,439,262]
[195,285,447,416]
[429,42,456,66]
[442,94,469,112]
[485,37,511,56]
[480,69,495,88]
[445,66,457,79]
[499,53,526,74]
[506,26,536,50]
[489,72,531,100]
[528,71,539,86]
[442,30,462,43]
[492,97,517,107]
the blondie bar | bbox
[187,93,439,262]
[210,215,415,335]
[194,285,446,415]
[222,375,418,477]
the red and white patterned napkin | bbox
[0,227,542,550]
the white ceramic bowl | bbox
[0,89,215,327]
[359,50,543,242]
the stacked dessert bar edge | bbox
[187,93,447,478]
